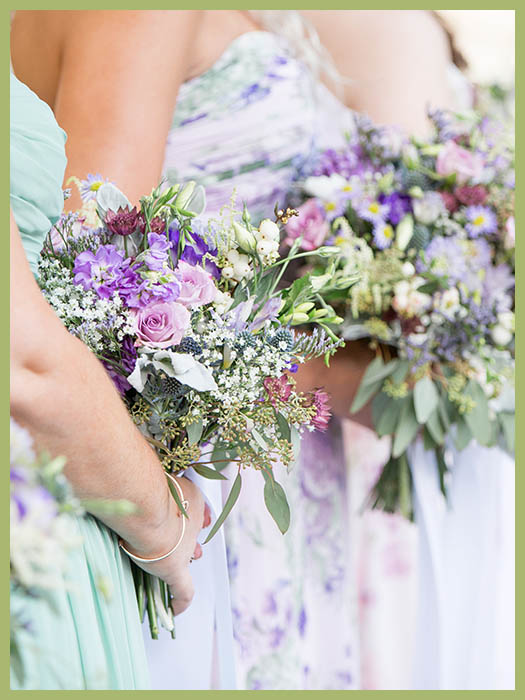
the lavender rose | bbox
[284,199,329,251]
[132,301,190,349]
[174,259,217,308]
[436,141,484,185]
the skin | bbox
[10,210,208,615]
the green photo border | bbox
[5,4,518,698]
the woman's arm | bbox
[302,10,457,136]
[10,211,203,610]
[49,10,200,207]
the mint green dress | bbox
[10,73,150,690]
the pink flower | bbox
[436,141,484,185]
[440,191,459,214]
[174,259,217,308]
[504,216,515,249]
[284,199,329,251]
[454,184,488,206]
[306,389,332,432]
[132,301,190,348]
[263,375,293,407]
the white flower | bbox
[498,311,514,332]
[213,290,234,314]
[413,192,445,224]
[257,219,280,241]
[303,173,347,200]
[434,288,461,318]
[256,239,278,257]
[392,280,431,317]
[401,261,415,277]
[491,325,513,346]
[221,265,235,280]
[232,260,252,281]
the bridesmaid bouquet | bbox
[38,177,346,636]
[287,107,515,518]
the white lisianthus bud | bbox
[222,265,235,280]
[175,180,196,210]
[491,325,513,346]
[233,222,257,252]
[257,219,280,241]
[395,214,414,251]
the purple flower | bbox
[79,173,110,202]
[372,221,395,250]
[73,245,125,298]
[169,224,221,279]
[143,232,173,271]
[465,205,498,237]
[358,199,389,224]
[418,235,467,283]
[483,263,514,308]
[117,261,146,308]
[137,279,181,307]
[248,297,283,332]
[379,192,412,225]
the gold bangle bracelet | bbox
[118,473,189,563]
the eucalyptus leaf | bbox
[454,417,473,451]
[350,377,382,414]
[262,470,291,534]
[414,376,439,424]
[423,426,437,451]
[426,409,445,445]
[371,390,390,426]
[192,463,227,480]
[203,472,242,543]
[392,398,420,458]
[464,380,491,446]
[251,428,269,452]
[390,359,410,385]
[375,395,399,437]
[361,356,399,386]
[186,418,203,445]
[275,411,291,442]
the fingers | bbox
[193,542,203,560]
[169,573,195,616]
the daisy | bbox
[79,173,111,202]
[464,205,498,238]
[372,220,395,249]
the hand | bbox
[123,476,209,616]
[294,340,376,430]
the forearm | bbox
[11,334,180,556]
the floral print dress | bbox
[157,30,361,690]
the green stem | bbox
[144,574,159,640]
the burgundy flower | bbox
[440,190,459,214]
[263,375,293,406]
[106,207,142,237]
[137,213,165,235]
[454,184,488,207]
[305,389,332,431]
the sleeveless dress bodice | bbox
[10,73,150,690]
[163,31,349,223]
[10,73,67,274]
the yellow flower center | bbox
[90,181,104,192]
[325,202,336,212]
[368,202,380,214]
[342,185,353,192]
[384,225,394,239]
[473,215,485,227]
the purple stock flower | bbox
[103,338,137,396]
[143,232,173,271]
[379,192,412,225]
[73,245,125,298]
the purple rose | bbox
[174,259,217,308]
[132,301,190,349]
[73,245,125,298]
[436,141,484,185]
[284,199,329,251]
